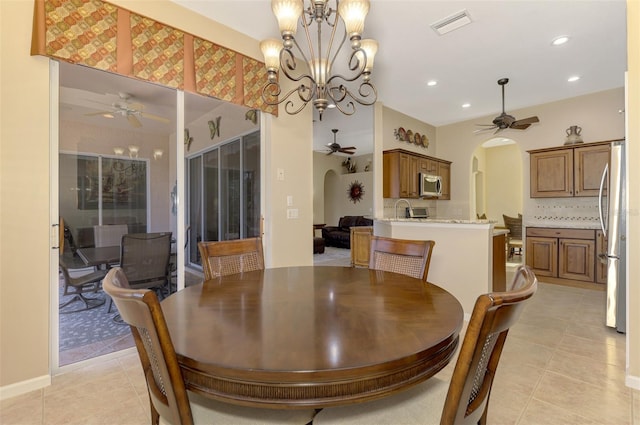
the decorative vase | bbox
[564,125,583,145]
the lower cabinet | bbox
[596,230,608,284]
[351,226,373,267]
[526,227,598,283]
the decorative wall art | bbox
[208,116,221,139]
[342,157,357,173]
[394,127,429,148]
[77,157,147,210]
[184,128,194,151]
[348,180,365,204]
[245,109,259,125]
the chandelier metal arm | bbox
[262,0,377,119]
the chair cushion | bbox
[313,377,449,425]
[158,391,316,425]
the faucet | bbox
[394,199,413,219]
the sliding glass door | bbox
[187,131,260,267]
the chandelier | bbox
[260,0,378,120]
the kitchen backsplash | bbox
[526,197,601,227]
[383,198,436,219]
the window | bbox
[60,153,148,248]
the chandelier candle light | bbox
[260,0,378,120]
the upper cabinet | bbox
[383,149,451,199]
[528,141,611,198]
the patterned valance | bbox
[31,0,277,116]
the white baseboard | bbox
[0,374,51,401]
[626,373,640,390]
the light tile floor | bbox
[3,255,638,424]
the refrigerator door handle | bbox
[598,163,608,238]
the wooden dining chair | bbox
[314,265,538,425]
[102,267,315,425]
[198,237,264,280]
[368,236,435,282]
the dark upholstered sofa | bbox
[322,216,373,249]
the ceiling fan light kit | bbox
[474,78,540,135]
[261,0,378,120]
[85,92,170,128]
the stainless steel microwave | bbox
[420,173,442,197]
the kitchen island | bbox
[375,218,502,316]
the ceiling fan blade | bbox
[127,114,142,128]
[510,123,532,130]
[493,127,504,135]
[473,126,497,134]
[476,124,497,127]
[512,116,539,126]
[326,151,335,155]
[128,102,144,111]
[84,111,112,116]
[141,112,170,124]
[339,146,356,150]
[339,150,355,155]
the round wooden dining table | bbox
[161,266,463,409]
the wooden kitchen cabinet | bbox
[383,149,451,200]
[529,148,574,197]
[351,226,373,267]
[492,232,507,291]
[526,236,557,277]
[408,155,420,197]
[529,141,612,198]
[526,227,597,284]
[558,237,595,282]
[596,229,607,284]
[574,144,610,196]
[384,150,411,198]
[438,161,451,200]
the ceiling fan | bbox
[325,129,356,155]
[475,78,539,134]
[85,92,170,128]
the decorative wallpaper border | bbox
[32,0,276,116]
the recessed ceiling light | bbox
[567,75,581,82]
[102,113,114,118]
[552,35,570,46]
[462,103,471,108]
[427,80,438,87]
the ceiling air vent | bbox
[431,9,472,36]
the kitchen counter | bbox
[374,219,496,316]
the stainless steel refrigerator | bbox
[598,140,626,333]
